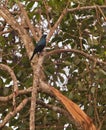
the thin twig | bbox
[18,2,39,41]
[0,87,32,102]
[47,2,69,42]
[96,5,106,21]
[37,99,67,115]
[67,5,106,12]
[98,115,106,130]
[43,0,51,29]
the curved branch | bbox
[0,63,18,109]
[45,49,106,66]
[0,64,18,92]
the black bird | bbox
[30,34,47,61]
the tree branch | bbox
[0,64,18,92]
[30,56,45,130]
[18,2,39,41]
[0,98,30,128]
[47,3,69,42]
[0,87,32,102]
[0,29,13,35]
[96,5,106,21]
[45,49,106,66]
[37,99,74,123]
[0,5,46,130]
[0,7,41,130]
[0,6,33,58]
[42,0,51,29]
[0,64,18,108]
[67,5,106,12]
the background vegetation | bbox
[0,0,106,130]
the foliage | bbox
[0,0,106,129]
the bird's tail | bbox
[30,52,35,61]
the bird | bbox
[30,34,47,61]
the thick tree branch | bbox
[0,6,33,58]
[45,49,106,66]
[30,56,45,130]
